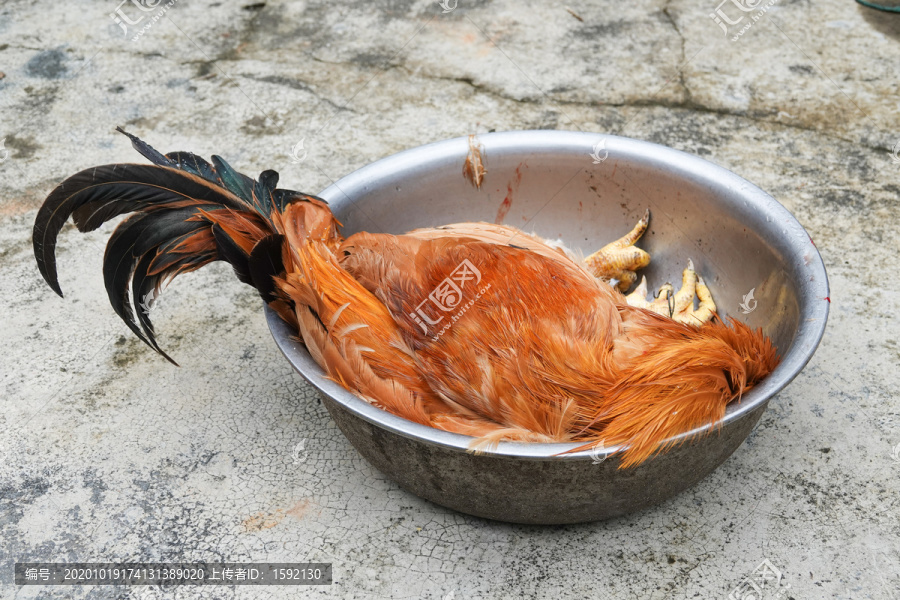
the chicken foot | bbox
[583,210,651,292]
[625,259,717,325]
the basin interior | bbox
[317,133,827,426]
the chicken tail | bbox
[32,128,338,364]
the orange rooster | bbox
[33,130,779,468]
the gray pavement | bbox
[1,0,899,598]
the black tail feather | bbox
[248,234,287,305]
[115,126,176,168]
[116,126,283,220]
[211,223,254,286]
[131,252,179,366]
[33,129,330,363]
[33,163,245,296]
[102,208,215,364]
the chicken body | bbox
[279,204,778,466]
[33,131,779,468]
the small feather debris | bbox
[565,7,584,21]
[463,134,487,189]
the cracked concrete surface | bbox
[1,0,899,598]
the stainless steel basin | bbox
[266,130,829,524]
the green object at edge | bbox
[856,0,900,13]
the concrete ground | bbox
[1,0,899,598]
